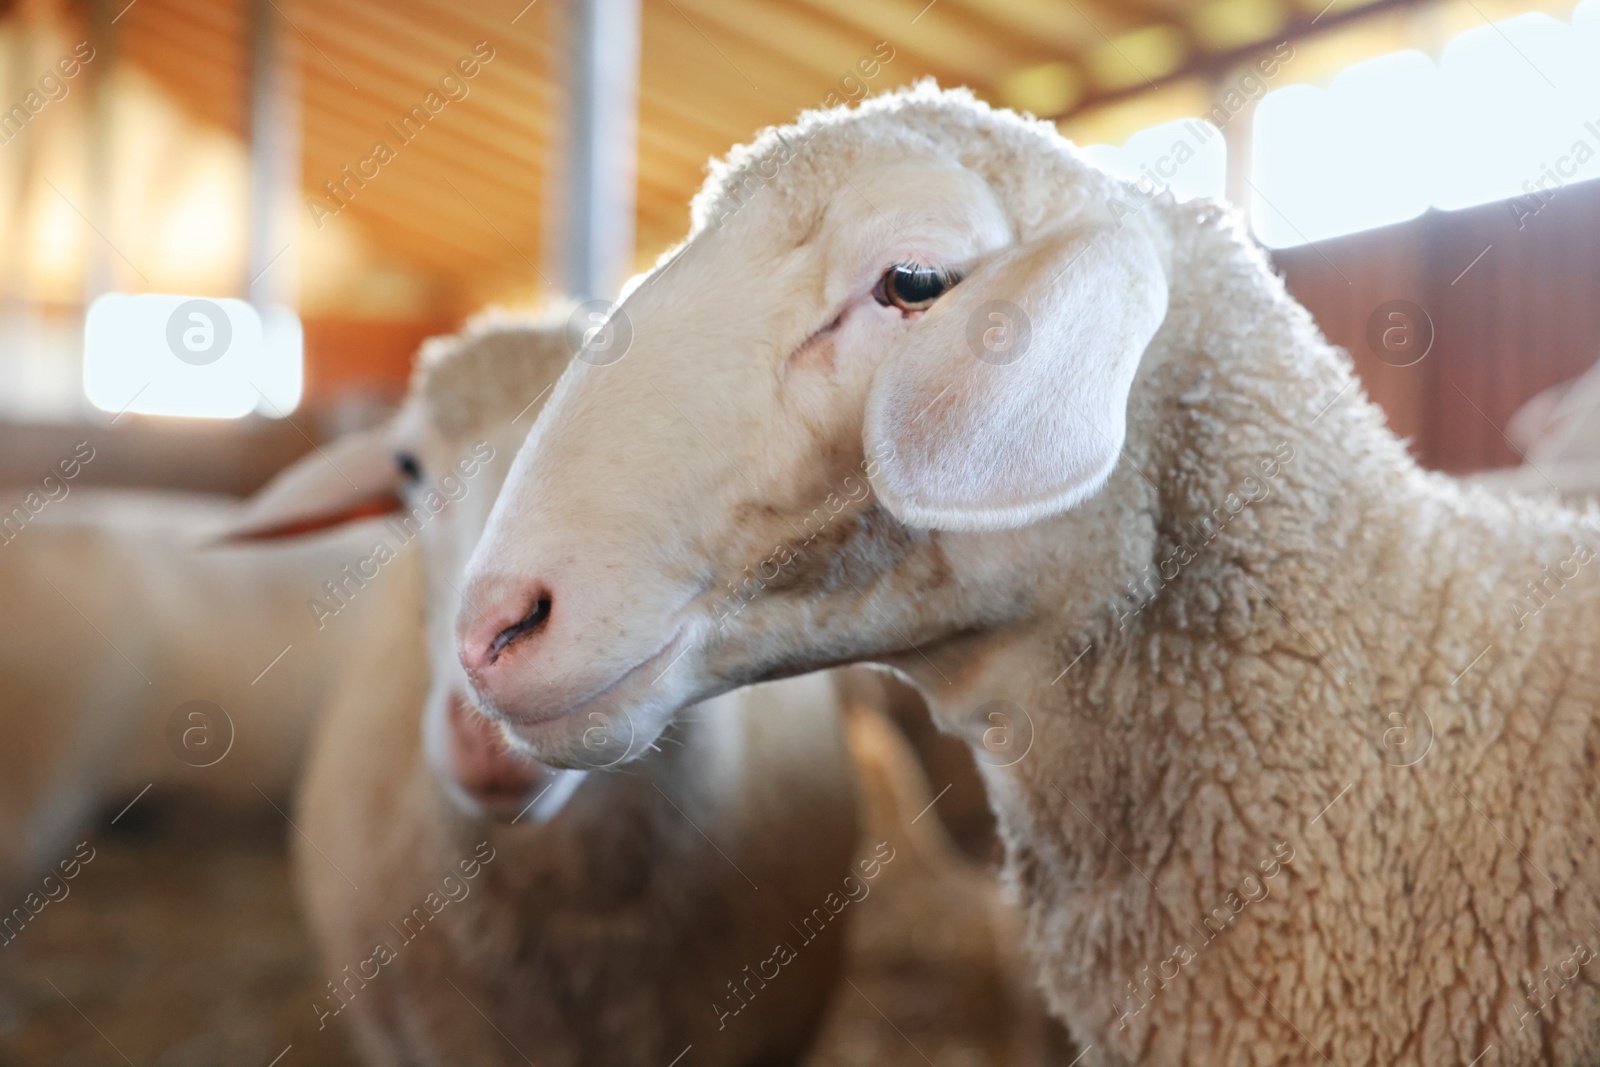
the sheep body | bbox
[0,488,411,882]
[297,618,857,1067]
[998,189,1600,1067]
[283,315,859,1067]
[827,100,1600,1066]
[284,313,1055,1067]
[458,87,1600,1066]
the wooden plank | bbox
[1054,0,1424,119]
[784,0,1027,87]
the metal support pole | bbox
[246,0,300,309]
[83,0,117,304]
[1219,69,1256,222]
[561,0,639,301]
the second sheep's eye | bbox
[394,451,424,484]
[873,264,960,313]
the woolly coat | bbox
[435,84,1600,1066]
[986,191,1600,1066]
[689,90,1600,1064]
[293,320,859,1067]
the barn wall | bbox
[1277,177,1600,473]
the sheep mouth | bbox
[490,624,694,766]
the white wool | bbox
[297,313,1057,1065]
[295,316,864,1066]
[458,86,1600,1066]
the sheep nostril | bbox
[489,595,552,660]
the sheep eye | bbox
[873,264,958,313]
[394,451,423,483]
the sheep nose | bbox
[459,584,552,675]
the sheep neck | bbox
[880,202,1600,1063]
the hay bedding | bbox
[0,795,361,1067]
[0,718,1061,1067]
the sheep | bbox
[236,311,1058,1067]
[0,486,413,885]
[1507,357,1600,467]
[1470,356,1600,498]
[230,313,860,1067]
[456,84,1600,1066]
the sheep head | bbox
[461,86,1171,767]
[229,313,585,818]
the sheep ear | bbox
[218,426,406,542]
[863,224,1168,531]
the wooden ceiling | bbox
[99,0,1412,317]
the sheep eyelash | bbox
[872,261,965,313]
[886,261,963,287]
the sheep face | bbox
[391,325,602,819]
[461,89,1170,767]
[232,320,581,817]
[389,404,566,819]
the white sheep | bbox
[232,311,1056,1067]
[1507,357,1600,467]
[0,486,413,884]
[1471,355,1600,497]
[233,315,857,1066]
[458,85,1600,1066]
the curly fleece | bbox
[411,305,576,437]
[695,86,1600,1066]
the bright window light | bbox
[1082,117,1228,203]
[1433,13,1600,211]
[1251,50,1437,247]
[1252,7,1600,248]
[84,293,303,419]
[256,306,304,417]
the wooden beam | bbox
[786,0,1028,88]
[1052,0,1425,120]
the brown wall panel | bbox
[1277,180,1600,474]
[303,315,459,407]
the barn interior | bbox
[0,0,1596,1063]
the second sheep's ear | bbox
[863,223,1169,532]
[215,425,407,543]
